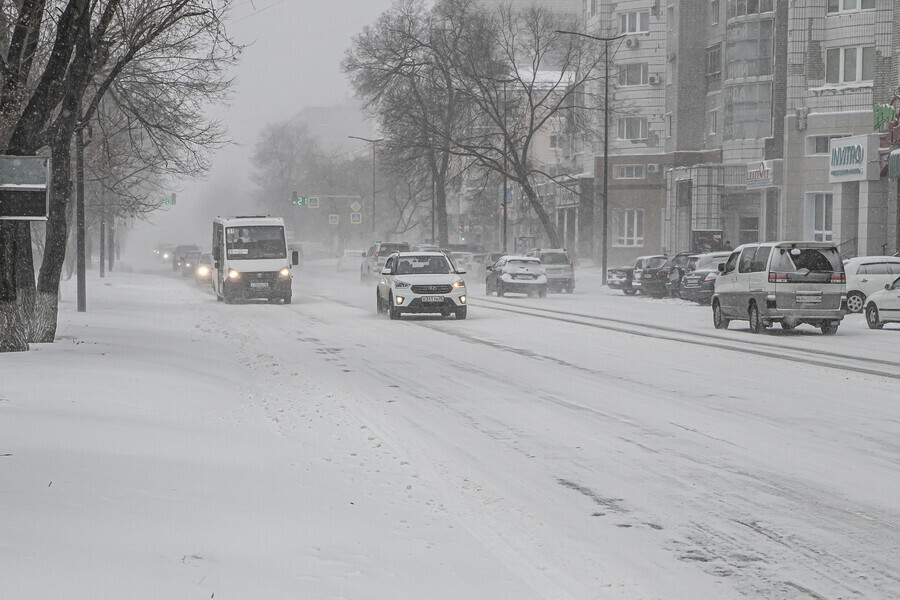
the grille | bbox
[411,284,452,294]
[244,272,277,282]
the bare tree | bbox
[447,4,607,248]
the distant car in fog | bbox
[194,253,212,286]
[485,255,547,297]
[180,250,202,277]
[156,244,176,262]
[524,248,574,293]
[337,249,365,272]
[607,257,639,295]
[361,241,411,281]
[172,244,199,271]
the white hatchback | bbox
[376,252,468,320]
[864,275,900,328]
[843,256,900,313]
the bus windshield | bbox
[226,226,286,260]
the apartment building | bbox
[586,0,898,269]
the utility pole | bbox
[75,125,86,312]
[348,136,383,235]
[556,30,624,284]
[502,80,508,254]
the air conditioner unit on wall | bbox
[648,74,659,84]
[647,164,660,173]
[625,37,640,48]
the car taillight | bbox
[768,272,787,283]
[658,269,668,278]
[831,273,845,283]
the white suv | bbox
[376,252,468,320]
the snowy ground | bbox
[2,258,899,599]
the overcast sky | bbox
[144,0,395,246]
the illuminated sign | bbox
[292,196,320,207]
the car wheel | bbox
[712,300,730,330]
[623,287,637,296]
[538,288,547,298]
[820,320,839,335]
[216,294,223,303]
[780,321,795,331]
[389,294,401,320]
[497,284,505,297]
[455,306,467,320]
[283,293,292,305]
[360,269,366,284]
[565,281,575,294]
[846,291,865,314]
[748,302,767,334]
[866,304,884,329]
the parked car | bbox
[376,252,467,319]
[180,250,202,278]
[679,252,732,304]
[864,275,900,329]
[337,249,365,272]
[485,255,547,297]
[524,248,574,293]
[194,252,213,286]
[361,241,411,281]
[712,242,846,335]
[631,255,668,296]
[607,257,639,295]
[656,252,696,298]
[842,256,900,313]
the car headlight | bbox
[394,281,411,289]
[197,266,209,276]
[452,280,466,288]
[163,253,170,259]
[279,267,290,277]
[185,263,191,268]
[228,269,240,279]
[704,272,718,282]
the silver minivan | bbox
[712,241,846,334]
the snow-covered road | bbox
[2,260,898,599]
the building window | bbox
[667,5,675,31]
[620,10,650,34]
[727,0,774,19]
[614,208,644,247]
[707,44,721,79]
[665,113,672,138]
[618,63,649,86]
[590,0,598,17]
[617,116,648,140]
[825,46,875,84]
[805,134,850,155]
[709,109,718,134]
[827,0,875,14]
[613,164,646,179]
[549,134,561,151]
[711,0,720,24]
[724,82,772,140]
[807,193,834,241]
[726,20,773,79]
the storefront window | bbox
[739,215,759,245]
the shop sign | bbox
[829,134,878,183]
[746,160,773,188]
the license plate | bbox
[796,295,821,303]
[421,296,443,303]
[634,273,641,279]
[250,282,269,288]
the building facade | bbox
[584,0,899,271]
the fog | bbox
[131,0,392,253]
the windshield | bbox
[643,257,667,269]
[540,252,569,265]
[395,255,452,274]
[377,243,409,256]
[226,226,286,260]
[770,246,843,282]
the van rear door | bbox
[769,245,844,311]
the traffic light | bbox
[171,192,177,205]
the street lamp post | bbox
[348,136,384,234]
[556,30,624,285]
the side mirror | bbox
[381,268,392,275]
[361,252,367,257]
[213,247,221,261]
[486,265,493,271]
[292,251,299,266]
[214,261,220,270]
[718,263,726,273]
[457,270,467,275]
[886,284,891,290]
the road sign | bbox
[0,156,50,220]
[309,196,319,208]
[328,214,339,225]
[350,212,362,225]
[350,200,362,213]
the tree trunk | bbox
[434,166,449,247]
[0,221,29,352]
[107,218,115,272]
[520,177,560,247]
[32,141,73,343]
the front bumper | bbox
[392,289,466,312]
[225,274,291,298]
